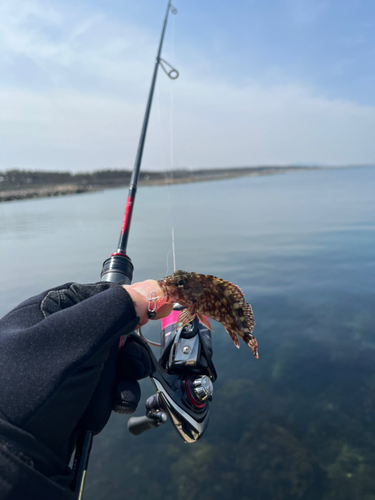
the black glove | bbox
[0,282,151,467]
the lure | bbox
[155,270,258,358]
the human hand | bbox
[123,279,173,327]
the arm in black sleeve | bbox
[0,282,142,499]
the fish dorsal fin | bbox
[209,277,245,304]
[205,275,245,307]
[177,308,196,329]
[243,302,255,332]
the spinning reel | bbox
[127,305,217,442]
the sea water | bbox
[0,166,374,500]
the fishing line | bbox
[155,5,176,275]
[170,12,177,273]
[156,11,177,276]
[172,226,176,271]
[155,80,174,277]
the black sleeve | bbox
[0,282,140,500]
[0,419,76,500]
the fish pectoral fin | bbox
[196,313,213,331]
[177,308,196,328]
[226,329,240,349]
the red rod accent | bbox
[121,196,134,235]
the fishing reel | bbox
[127,304,217,443]
[100,254,217,442]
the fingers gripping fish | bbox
[155,271,258,359]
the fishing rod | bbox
[71,2,216,497]
[103,0,179,267]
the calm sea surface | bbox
[1,166,375,500]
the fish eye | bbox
[175,279,185,287]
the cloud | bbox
[0,1,62,60]
[0,87,143,170]
[0,0,154,91]
[0,78,374,171]
[162,79,375,169]
[0,0,374,172]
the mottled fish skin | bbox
[156,270,258,358]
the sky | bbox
[0,0,374,172]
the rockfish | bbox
[156,270,258,358]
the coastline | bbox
[0,165,353,203]
[0,184,97,203]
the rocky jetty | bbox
[0,184,96,202]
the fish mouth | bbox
[157,277,174,291]
[156,278,173,293]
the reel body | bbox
[128,309,217,443]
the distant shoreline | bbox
[0,165,369,203]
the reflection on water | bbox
[1,166,375,499]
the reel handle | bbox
[127,412,167,436]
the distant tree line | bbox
[0,169,162,190]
